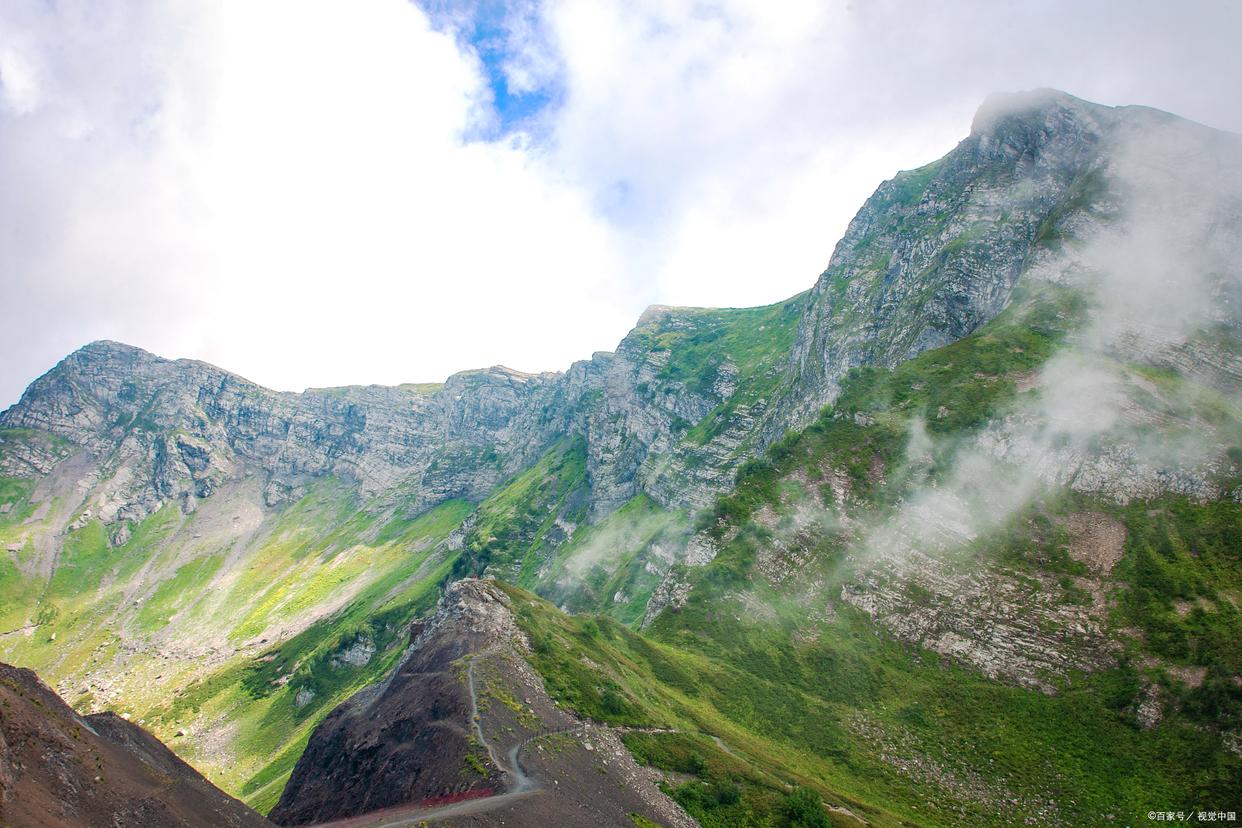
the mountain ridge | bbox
[3,89,1241,824]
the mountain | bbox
[2,89,1241,826]
[268,579,695,827]
[0,660,268,827]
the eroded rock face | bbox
[0,344,569,527]
[7,91,1235,547]
[3,90,1238,715]
[841,556,1117,692]
[788,91,1111,422]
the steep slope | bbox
[279,286,1242,828]
[270,579,693,828]
[0,341,567,520]
[0,660,269,827]
[786,89,1242,420]
[634,283,1242,824]
[5,93,1208,535]
[1,88,1240,822]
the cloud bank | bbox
[2,0,1241,408]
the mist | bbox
[853,106,1242,578]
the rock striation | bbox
[7,91,1238,543]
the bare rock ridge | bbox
[8,91,1236,540]
[0,661,270,827]
[785,88,1225,422]
[269,579,693,827]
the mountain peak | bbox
[969,88,1101,136]
[65,339,162,365]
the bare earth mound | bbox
[270,579,693,828]
[0,661,270,827]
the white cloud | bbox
[1,0,1240,407]
[203,0,634,393]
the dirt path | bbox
[465,656,509,778]
[310,654,582,828]
[308,788,544,828]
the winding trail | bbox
[310,654,581,828]
[465,657,509,778]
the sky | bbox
[1,1,1241,408]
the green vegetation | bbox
[831,283,1083,434]
[47,520,114,596]
[505,512,1241,828]
[0,475,37,522]
[625,297,807,450]
[0,477,473,814]
[457,437,589,583]
[135,553,225,632]
[635,298,805,399]
[544,494,686,624]
[1110,497,1242,731]
[2,218,1239,828]
[495,285,1242,826]
[398,382,445,395]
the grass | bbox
[637,297,805,398]
[541,493,687,624]
[504,583,901,826]
[629,297,806,451]
[0,474,474,814]
[458,437,589,583]
[503,552,1242,827]
[1,216,1239,828]
[135,552,225,632]
[493,284,1242,826]
[46,520,114,596]
[1108,496,1242,731]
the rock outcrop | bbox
[7,91,1237,544]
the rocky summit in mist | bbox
[2,90,1241,827]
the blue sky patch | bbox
[416,0,561,139]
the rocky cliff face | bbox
[0,340,569,524]
[787,91,1109,422]
[3,90,1240,820]
[8,91,1232,540]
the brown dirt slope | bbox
[0,661,270,827]
[270,579,693,828]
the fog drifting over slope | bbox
[861,107,1242,570]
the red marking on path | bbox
[416,788,494,809]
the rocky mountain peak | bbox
[782,87,1230,424]
[970,88,1100,135]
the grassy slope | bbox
[628,296,807,452]
[3,273,1239,822]
[458,436,589,583]
[499,284,1242,827]
[0,476,473,812]
[534,299,806,623]
[542,493,687,625]
[2,427,605,813]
